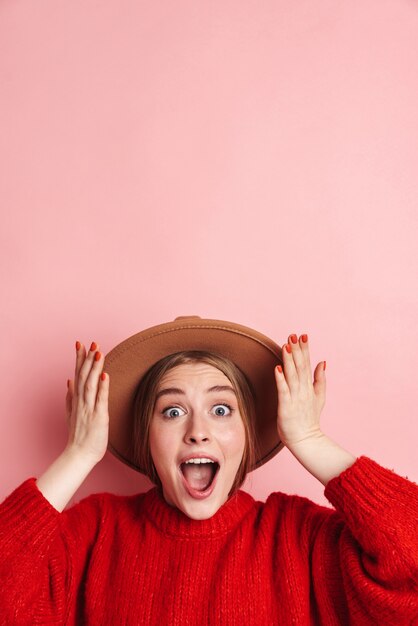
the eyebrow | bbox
[155,385,237,401]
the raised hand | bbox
[65,341,110,465]
[274,333,326,448]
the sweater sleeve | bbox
[0,477,103,626]
[305,455,418,625]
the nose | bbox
[183,413,211,444]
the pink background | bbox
[1,1,417,508]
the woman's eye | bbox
[212,404,233,416]
[162,406,186,419]
[161,403,234,419]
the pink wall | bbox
[1,0,417,508]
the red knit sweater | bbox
[0,456,417,625]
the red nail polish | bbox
[67,379,70,388]
[75,341,81,351]
[90,342,97,352]
[94,351,101,362]
[101,372,106,381]
[323,361,326,371]
[285,344,291,353]
[301,334,308,343]
[276,365,283,373]
[290,334,298,344]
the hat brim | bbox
[103,316,285,474]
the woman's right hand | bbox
[65,341,110,465]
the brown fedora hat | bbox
[103,315,285,473]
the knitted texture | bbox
[0,456,417,625]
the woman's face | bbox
[149,362,246,520]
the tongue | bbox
[182,463,214,491]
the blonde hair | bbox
[129,350,261,497]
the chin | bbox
[180,498,223,520]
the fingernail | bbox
[323,361,326,371]
[276,365,283,373]
[290,334,297,344]
[94,351,101,362]
[285,344,291,353]
[75,341,81,351]
[301,334,308,343]
[67,379,70,388]
[90,342,97,352]
[101,372,106,381]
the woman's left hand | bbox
[274,333,326,448]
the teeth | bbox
[184,458,215,464]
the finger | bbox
[297,333,313,382]
[282,341,299,392]
[77,342,100,398]
[74,341,86,397]
[274,362,290,398]
[95,370,109,411]
[288,333,308,382]
[83,349,104,408]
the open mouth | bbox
[179,461,220,493]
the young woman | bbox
[0,316,417,625]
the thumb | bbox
[313,361,326,399]
[65,379,73,423]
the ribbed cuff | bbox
[324,456,417,530]
[0,477,61,555]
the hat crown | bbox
[174,315,202,321]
